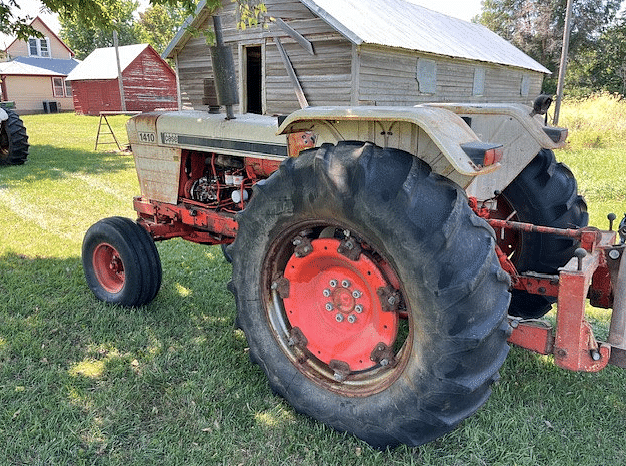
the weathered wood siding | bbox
[172,0,545,114]
[357,45,543,106]
[72,48,177,116]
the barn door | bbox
[242,45,263,114]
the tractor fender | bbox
[277,105,498,190]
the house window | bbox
[64,80,72,97]
[28,37,51,57]
[52,77,65,97]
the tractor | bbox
[0,103,29,165]
[81,17,626,449]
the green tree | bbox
[59,0,138,59]
[133,3,187,55]
[477,0,621,93]
[1,0,264,42]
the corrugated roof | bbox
[66,44,149,81]
[163,0,549,74]
[13,56,80,75]
[300,0,549,73]
[0,59,64,76]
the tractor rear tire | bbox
[228,141,511,448]
[82,216,162,307]
[499,149,588,319]
[0,109,29,165]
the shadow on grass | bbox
[0,144,134,188]
[2,246,626,464]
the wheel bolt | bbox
[342,280,350,288]
[347,314,357,324]
[325,303,334,311]
[388,296,397,306]
[355,304,363,313]
[352,290,361,298]
[335,313,344,323]
[323,289,331,297]
[330,280,338,288]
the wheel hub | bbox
[93,243,125,293]
[282,238,398,372]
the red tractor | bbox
[81,20,626,449]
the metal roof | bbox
[163,0,549,74]
[13,56,80,75]
[66,44,150,81]
[0,59,64,76]
[300,0,550,73]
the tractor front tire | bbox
[498,149,588,319]
[82,217,162,307]
[228,142,511,448]
[0,109,29,165]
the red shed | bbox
[65,44,177,115]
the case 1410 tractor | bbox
[81,18,626,449]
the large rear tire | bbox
[228,142,511,448]
[496,149,588,318]
[0,109,29,166]
[82,217,162,307]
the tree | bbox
[477,0,621,93]
[59,0,138,59]
[133,4,187,55]
[1,0,264,42]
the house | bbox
[163,0,550,115]
[0,16,79,113]
[65,44,178,116]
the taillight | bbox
[461,141,504,167]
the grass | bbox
[0,103,625,465]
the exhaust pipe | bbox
[210,16,239,120]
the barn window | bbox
[417,59,437,95]
[473,67,485,96]
[520,75,530,97]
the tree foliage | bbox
[476,0,621,94]
[133,4,187,55]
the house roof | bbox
[66,44,153,81]
[0,58,65,76]
[163,0,550,74]
[2,16,74,57]
[12,56,80,75]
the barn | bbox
[163,0,550,116]
[65,44,177,116]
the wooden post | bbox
[113,31,127,112]
[553,0,573,125]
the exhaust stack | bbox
[210,15,239,120]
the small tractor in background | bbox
[0,102,29,166]
[82,17,626,449]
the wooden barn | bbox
[65,44,177,116]
[164,0,550,115]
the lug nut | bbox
[352,290,362,298]
[325,303,334,311]
[342,280,350,288]
[347,314,357,324]
[355,304,363,313]
[329,280,338,288]
[388,296,397,306]
[335,313,344,323]
[323,289,331,297]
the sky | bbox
[1,0,484,48]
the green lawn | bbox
[0,104,625,465]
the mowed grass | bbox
[0,104,625,465]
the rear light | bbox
[461,141,504,167]
[543,126,568,144]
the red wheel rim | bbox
[283,238,398,371]
[92,243,125,293]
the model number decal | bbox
[161,132,179,145]
[138,132,156,143]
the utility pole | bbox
[113,31,127,112]
[553,0,574,125]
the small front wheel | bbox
[82,217,162,307]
